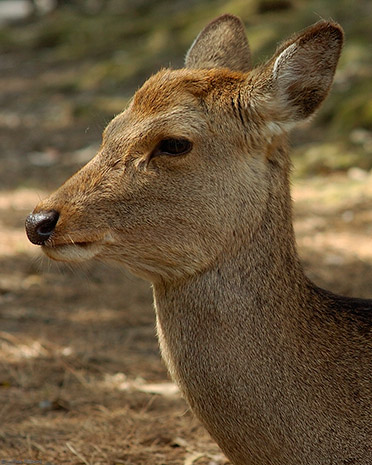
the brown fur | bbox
[26,15,371,465]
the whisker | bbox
[67,234,76,245]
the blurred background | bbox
[1,0,372,189]
[0,1,371,464]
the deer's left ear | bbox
[255,20,344,131]
[185,14,252,72]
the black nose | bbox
[25,210,60,245]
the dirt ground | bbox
[1,22,372,465]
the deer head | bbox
[25,15,343,282]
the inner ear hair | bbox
[270,20,344,121]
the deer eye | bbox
[152,138,193,157]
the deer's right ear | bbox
[255,20,344,131]
[185,14,251,72]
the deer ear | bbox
[185,14,251,72]
[260,21,344,129]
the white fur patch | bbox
[43,242,103,262]
[266,120,296,136]
[273,43,298,80]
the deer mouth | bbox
[42,240,104,263]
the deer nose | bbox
[25,210,60,245]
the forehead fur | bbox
[132,68,247,116]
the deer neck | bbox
[153,145,309,378]
[152,156,311,463]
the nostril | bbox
[25,210,60,245]
[37,216,58,236]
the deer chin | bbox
[42,241,103,263]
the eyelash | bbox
[151,138,193,158]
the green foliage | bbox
[1,0,371,176]
[293,143,372,178]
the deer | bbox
[25,14,371,465]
